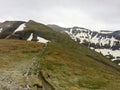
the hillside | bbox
[0,20,120,90]
[0,40,45,89]
[40,42,120,90]
[48,25,120,65]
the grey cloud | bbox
[0,0,120,30]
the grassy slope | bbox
[0,39,42,69]
[23,21,120,90]
[1,21,120,90]
[39,41,120,90]
[0,39,44,89]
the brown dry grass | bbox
[0,39,44,69]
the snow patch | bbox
[0,28,2,32]
[37,36,49,43]
[95,49,120,60]
[95,49,120,57]
[90,34,99,44]
[75,32,89,43]
[27,33,33,41]
[110,36,118,47]
[90,47,94,50]
[14,23,26,33]
[65,31,77,41]
[70,28,73,34]
[99,37,110,46]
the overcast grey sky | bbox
[0,0,120,31]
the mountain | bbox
[0,20,120,90]
[0,21,25,38]
[48,25,120,65]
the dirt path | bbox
[23,43,55,90]
[0,43,55,90]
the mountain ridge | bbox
[0,20,120,64]
[0,20,120,90]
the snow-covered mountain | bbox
[66,27,120,64]
[48,25,120,65]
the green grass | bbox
[39,42,120,90]
[1,20,120,90]
[20,21,120,90]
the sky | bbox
[0,0,120,31]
